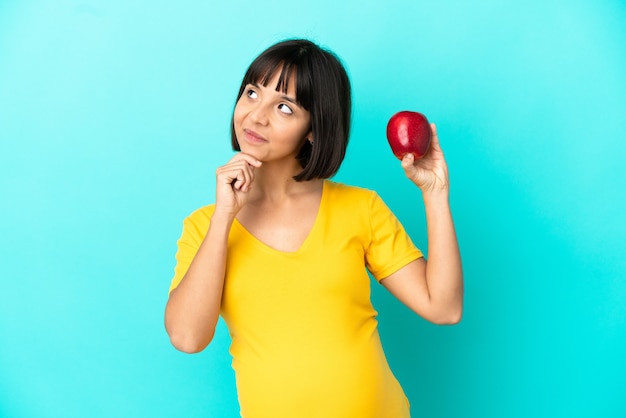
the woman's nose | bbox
[249,102,269,125]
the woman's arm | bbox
[165,212,234,353]
[164,153,261,353]
[380,124,463,324]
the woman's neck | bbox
[248,162,323,204]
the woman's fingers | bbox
[235,153,262,168]
[233,164,251,191]
[397,123,451,192]
[217,163,250,190]
[429,123,443,154]
[223,153,262,190]
[214,153,263,215]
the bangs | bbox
[241,53,313,111]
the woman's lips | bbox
[243,129,267,144]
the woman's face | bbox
[233,70,312,164]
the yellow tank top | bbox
[170,181,422,418]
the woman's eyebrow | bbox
[279,94,299,106]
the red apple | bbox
[386,111,432,160]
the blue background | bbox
[1,1,625,417]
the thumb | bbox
[401,153,416,173]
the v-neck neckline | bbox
[232,180,328,256]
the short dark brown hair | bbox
[231,39,351,181]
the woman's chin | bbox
[238,147,265,161]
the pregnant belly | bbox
[232,332,410,418]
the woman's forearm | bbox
[422,190,464,323]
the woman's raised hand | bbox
[401,123,450,194]
[214,153,262,217]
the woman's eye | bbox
[246,89,258,99]
[278,103,293,115]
